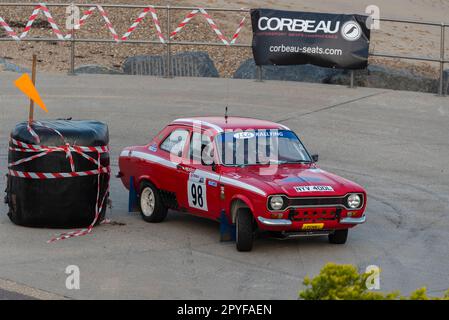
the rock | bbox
[233,59,345,83]
[123,55,166,76]
[123,51,219,78]
[0,58,30,73]
[233,59,257,79]
[329,65,438,93]
[233,59,442,94]
[175,52,219,78]
[74,64,123,75]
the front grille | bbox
[288,197,346,207]
[288,208,342,222]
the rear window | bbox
[160,129,189,156]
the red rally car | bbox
[118,117,367,251]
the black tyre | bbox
[236,208,254,252]
[7,191,108,227]
[328,229,348,244]
[139,182,168,223]
[7,193,23,225]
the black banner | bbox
[0,300,438,318]
[251,9,371,69]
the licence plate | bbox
[302,223,324,231]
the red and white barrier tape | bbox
[170,8,246,46]
[121,5,165,43]
[9,167,110,179]
[64,5,165,43]
[0,16,19,40]
[147,5,165,44]
[199,8,229,45]
[0,4,245,45]
[170,9,199,39]
[8,121,110,243]
[230,16,246,45]
[64,6,96,39]
[10,137,109,154]
[121,6,152,41]
[20,5,41,39]
[27,122,41,144]
[20,3,64,40]
[97,5,119,42]
[0,4,120,42]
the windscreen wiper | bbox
[284,160,312,164]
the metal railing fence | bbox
[0,3,447,95]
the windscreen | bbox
[216,130,311,166]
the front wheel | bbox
[139,182,168,223]
[236,209,254,252]
[328,229,348,244]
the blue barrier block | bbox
[128,176,139,213]
[220,210,236,242]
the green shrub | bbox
[299,263,448,300]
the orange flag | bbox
[14,73,48,113]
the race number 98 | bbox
[188,180,208,211]
[191,183,204,207]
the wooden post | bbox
[28,54,37,123]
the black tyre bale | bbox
[6,120,109,228]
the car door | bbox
[155,126,190,201]
[176,130,221,219]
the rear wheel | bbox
[139,182,167,223]
[328,229,348,244]
[236,209,254,252]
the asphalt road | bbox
[0,73,448,299]
[0,288,35,300]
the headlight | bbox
[347,194,361,209]
[270,196,284,211]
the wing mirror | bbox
[311,154,319,162]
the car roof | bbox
[171,117,289,133]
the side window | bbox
[160,129,189,156]
[189,132,214,165]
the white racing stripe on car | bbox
[121,150,179,169]
[173,118,224,133]
[120,152,266,197]
[220,176,266,196]
[193,169,220,181]
[193,169,265,196]
[120,150,130,157]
